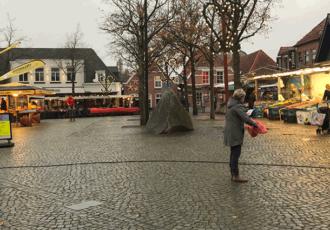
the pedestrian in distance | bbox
[66,95,75,121]
[248,90,256,109]
[1,97,7,111]
[224,89,258,182]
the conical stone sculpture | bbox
[146,87,194,134]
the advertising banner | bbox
[0,113,12,140]
[0,42,20,55]
[0,60,45,82]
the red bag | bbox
[247,119,267,137]
[255,120,267,134]
[247,125,258,137]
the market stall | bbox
[43,95,139,119]
[0,82,56,126]
[241,61,330,126]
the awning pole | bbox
[278,77,281,100]
[255,80,258,101]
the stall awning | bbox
[241,61,330,82]
[0,82,56,96]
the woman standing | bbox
[224,89,258,182]
[248,90,256,109]
[323,84,330,101]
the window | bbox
[51,68,60,82]
[154,76,162,88]
[196,92,202,106]
[19,73,28,82]
[67,68,73,82]
[298,52,302,64]
[304,50,309,64]
[156,93,162,105]
[216,71,223,83]
[311,49,317,63]
[202,71,209,84]
[283,57,288,70]
[148,94,152,108]
[35,68,44,82]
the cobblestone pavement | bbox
[1,114,330,229]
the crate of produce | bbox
[269,113,280,120]
[287,109,297,116]
[252,111,263,118]
[284,115,297,123]
[281,109,288,116]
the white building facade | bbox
[7,48,121,96]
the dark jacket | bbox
[224,97,258,147]
[1,99,7,111]
[248,94,256,109]
[323,90,330,101]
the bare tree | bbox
[168,0,208,115]
[203,0,282,89]
[0,13,30,83]
[116,58,124,80]
[100,0,177,125]
[54,24,87,96]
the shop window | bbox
[35,68,44,82]
[156,93,162,105]
[19,73,28,82]
[216,71,223,83]
[311,49,316,63]
[67,68,73,82]
[304,50,309,64]
[202,71,209,84]
[154,76,162,88]
[51,68,60,82]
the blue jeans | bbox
[230,145,242,173]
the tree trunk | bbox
[138,45,146,125]
[183,57,189,112]
[233,46,241,90]
[183,76,189,112]
[72,72,76,96]
[209,53,215,120]
[190,46,197,115]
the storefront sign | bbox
[289,50,296,70]
[46,88,61,92]
[276,57,282,71]
[35,89,46,94]
[0,90,35,96]
[0,60,45,82]
[0,113,12,140]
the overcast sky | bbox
[1,0,330,67]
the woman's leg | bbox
[230,145,241,173]
[230,145,248,182]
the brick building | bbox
[185,54,234,109]
[277,17,326,71]
[123,65,178,108]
